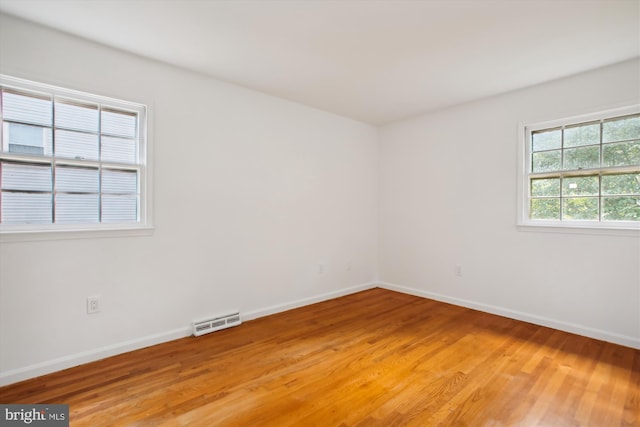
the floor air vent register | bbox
[193,311,242,336]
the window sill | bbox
[517,221,640,237]
[0,225,154,243]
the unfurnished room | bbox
[0,0,639,426]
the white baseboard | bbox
[0,327,193,387]
[11,279,631,387]
[378,281,640,350]
[0,281,378,387]
[243,281,378,321]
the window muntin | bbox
[0,76,148,233]
[525,108,640,228]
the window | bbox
[521,106,640,230]
[0,75,149,234]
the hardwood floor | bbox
[1,288,638,426]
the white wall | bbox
[1,13,638,388]
[0,14,379,385]
[379,59,640,348]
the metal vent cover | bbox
[193,311,242,336]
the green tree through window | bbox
[527,112,640,225]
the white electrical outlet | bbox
[318,263,325,274]
[87,295,101,314]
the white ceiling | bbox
[1,0,639,124]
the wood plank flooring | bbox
[1,288,638,426]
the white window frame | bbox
[0,75,153,240]
[518,104,640,234]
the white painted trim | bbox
[515,223,640,237]
[516,103,640,234]
[243,282,378,321]
[0,225,155,243]
[377,281,640,350]
[0,281,378,386]
[0,326,192,387]
[0,74,154,239]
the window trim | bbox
[0,75,153,239]
[518,104,640,234]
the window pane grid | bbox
[529,112,640,224]
[530,173,640,221]
[0,78,145,229]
